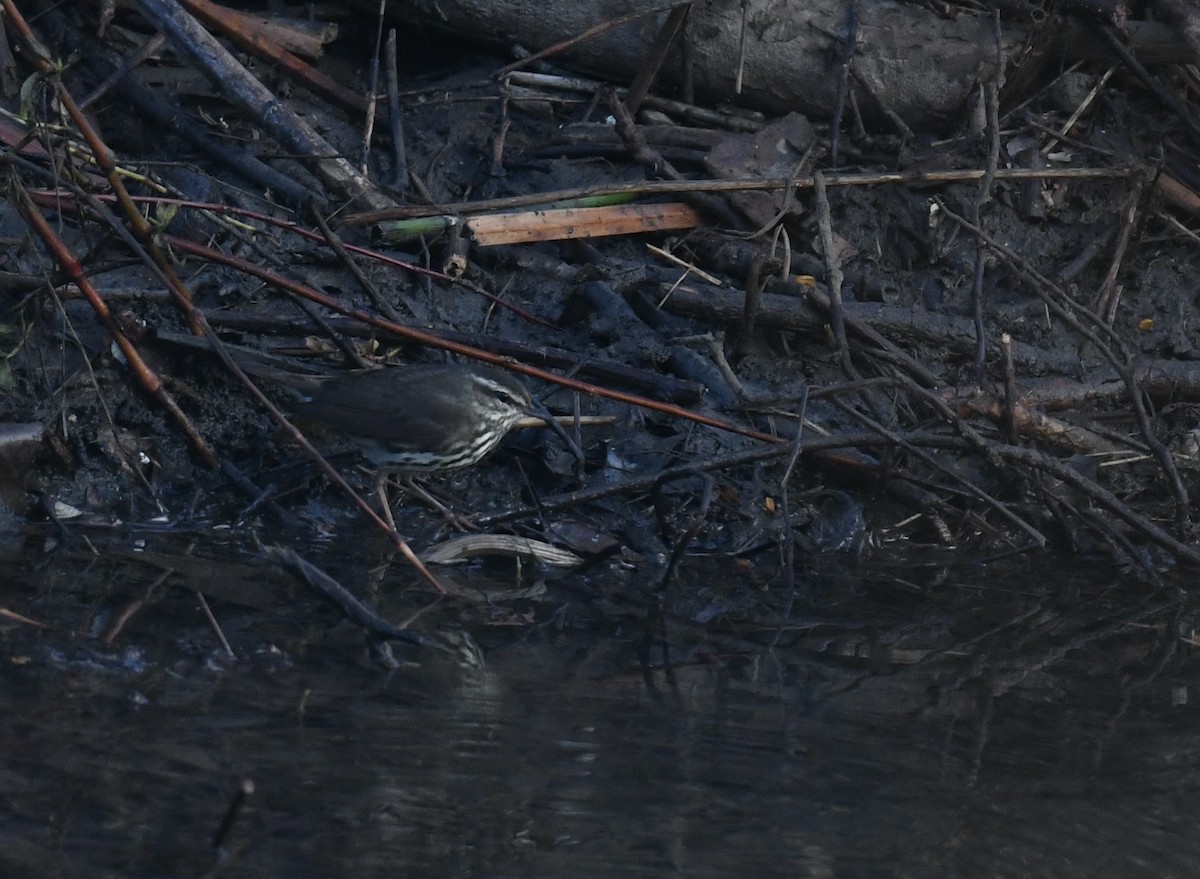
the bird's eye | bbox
[476,375,528,408]
[501,388,529,407]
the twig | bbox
[814,170,852,376]
[625,3,690,114]
[969,75,1001,386]
[828,1,858,167]
[1095,180,1145,324]
[475,431,957,526]
[1094,23,1200,144]
[196,590,235,658]
[78,31,167,109]
[263,546,426,644]
[310,204,406,324]
[359,0,388,174]
[1000,333,1017,445]
[383,28,408,192]
[344,165,1138,225]
[497,1,684,76]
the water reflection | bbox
[2,531,1198,877]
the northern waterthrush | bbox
[258,362,532,516]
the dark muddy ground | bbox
[5,4,1200,574]
[4,2,1200,875]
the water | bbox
[2,525,1197,877]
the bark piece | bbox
[704,112,816,228]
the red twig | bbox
[168,236,787,447]
[13,184,220,469]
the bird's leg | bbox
[375,473,476,531]
[374,482,399,533]
[401,476,477,531]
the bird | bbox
[254,361,532,524]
